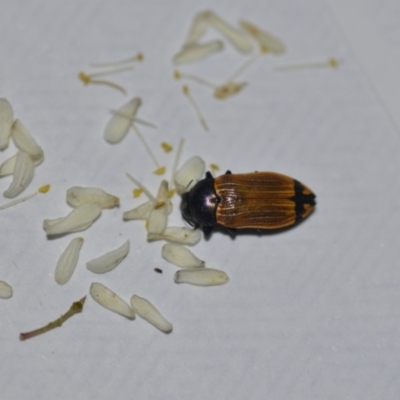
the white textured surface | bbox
[1,0,400,399]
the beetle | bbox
[180,170,316,237]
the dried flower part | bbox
[0,98,13,150]
[123,199,172,221]
[43,203,102,236]
[183,11,208,46]
[90,282,135,319]
[12,119,44,164]
[90,52,143,68]
[54,237,84,285]
[173,40,224,65]
[147,180,169,234]
[148,227,201,245]
[87,240,130,274]
[174,268,229,286]
[214,81,248,100]
[0,280,13,299]
[67,187,120,209]
[104,97,142,144]
[239,20,286,55]
[3,151,35,198]
[174,156,205,194]
[20,296,86,341]
[203,11,253,53]
[162,244,205,268]
[274,57,340,72]
[0,155,16,177]
[130,295,173,333]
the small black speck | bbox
[154,268,163,274]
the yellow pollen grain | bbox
[161,142,173,153]
[133,188,143,198]
[153,166,166,175]
[38,184,51,193]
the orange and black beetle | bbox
[180,170,316,237]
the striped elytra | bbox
[180,170,316,237]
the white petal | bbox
[239,20,286,54]
[67,186,120,209]
[0,280,13,299]
[0,154,16,177]
[43,203,102,236]
[54,237,84,285]
[147,180,169,234]
[203,11,253,53]
[183,11,209,46]
[123,200,172,220]
[162,244,205,268]
[174,156,205,194]
[87,240,130,274]
[104,97,141,144]
[174,268,229,286]
[130,295,173,333]
[12,119,44,164]
[148,227,201,245]
[173,40,224,65]
[3,151,35,198]
[0,98,13,150]
[90,282,135,319]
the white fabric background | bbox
[0,1,399,399]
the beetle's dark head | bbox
[180,191,196,227]
[179,175,219,237]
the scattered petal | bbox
[87,240,130,274]
[174,156,205,194]
[12,119,44,164]
[183,11,208,46]
[104,97,141,144]
[0,98,13,150]
[174,268,229,286]
[0,280,12,299]
[90,282,135,319]
[3,151,35,198]
[162,244,205,268]
[239,20,286,54]
[0,154,16,177]
[131,295,173,333]
[43,203,102,236]
[173,40,224,65]
[123,199,172,221]
[147,180,169,234]
[54,237,84,285]
[67,186,119,209]
[148,226,201,245]
[203,11,253,53]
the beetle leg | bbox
[227,227,237,237]
[202,225,214,237]
[225,170,232,174]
